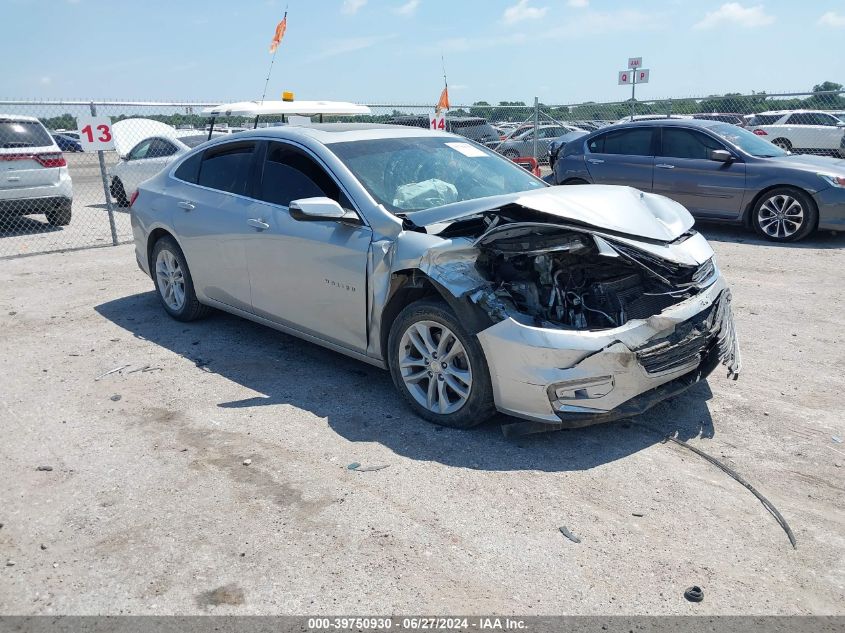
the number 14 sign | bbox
[429,113,446,131]
[77,116,115,151]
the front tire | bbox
[111,178,129,207]
[751,187,817,242]
[151,236,210,321]
[388,299,494,428]
[502,149,519,159]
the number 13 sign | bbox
[77,116,115,151]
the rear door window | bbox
[0,119,53,148]
[197,141,257,195]
[589,128,655,155]
[255,141,353,210]
[173,151,202,184]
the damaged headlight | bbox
[818,173,845,188]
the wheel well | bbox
[772,137,791,147]
[379,271,441,361]
[146,228,175,271]
[562,177,589,185]
[742,185,818,229]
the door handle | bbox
[247,218,270,230]
[177,201,195,211]
[587,158,605,164]
[655,163,675,169]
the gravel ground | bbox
[0,226,843,615]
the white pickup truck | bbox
[746,110,845,157]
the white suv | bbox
[0,114,73,226]
[746,110,845,157]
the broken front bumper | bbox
[476,275,740,434]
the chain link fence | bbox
[2,90,843,258]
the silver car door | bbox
[652,127,746,219]
[243,140,372,353]
[171,140,258,312]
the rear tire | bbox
[45,201,72,226]
[388,299,495,429]
[502,149,519,159]
[111,178,129,207]
[751,186,816,242]
[772,138,792,152]
[151,236,210,321]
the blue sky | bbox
[3,0,843,105]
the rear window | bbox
[748,114,782,125]
[196,141,256,194]
[589,128,654,156]
[0,119,53,149]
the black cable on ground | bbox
[636,424,797,549]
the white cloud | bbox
[693,3,774,29]
[818,11,845,27]
[39,76,52,85]
[313,34,397,60]
[392,0,419,16]
[502,0,547,24]
[567,0,589,7]
[342,0,367,15]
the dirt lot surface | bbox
[1,227,844,615]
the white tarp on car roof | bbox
[201,100,371,117]
[111,118,180,157]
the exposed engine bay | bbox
[432,213,716,330]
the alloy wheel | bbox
[398,320,473,415]
[155,249,186,311]
[757,194,804,239]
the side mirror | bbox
[710,149,733,163]
[289,197,347,221]
[837,121,845,128]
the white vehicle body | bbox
[746,110,845,155]
[0,114,73,225]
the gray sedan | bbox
[495,125,585,161]
[130,124,739,433]
[552,119,845,241]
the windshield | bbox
[329,136,546,214]
[709,123,788,158]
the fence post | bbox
[90,101,118,246]
[533,96,539,162]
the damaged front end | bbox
[408,199,740,434]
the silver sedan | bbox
[130,124,740,434]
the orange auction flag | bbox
[436,86,450,113]
[269,13,287,53]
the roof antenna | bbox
[261,5,288,104]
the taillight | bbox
[0,152,66,167]
[753,129,768,136]
[129,190,139,207]
[34,153,67,168]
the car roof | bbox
[600,118,723,131]
[219,123,457,144]
[0,114,40,123]
[755,109,830,115]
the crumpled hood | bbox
[407,185,695,242]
